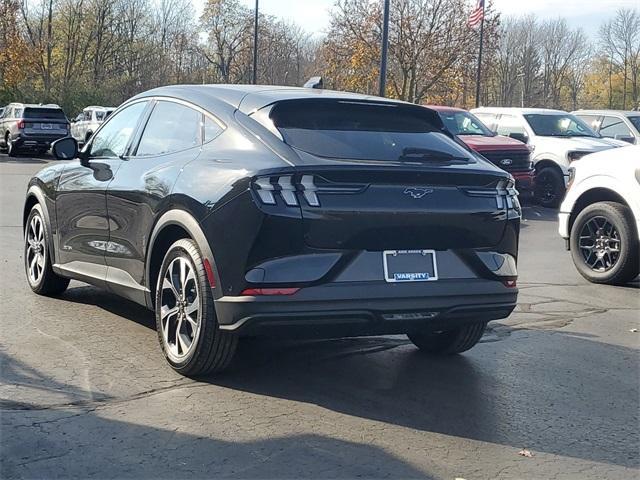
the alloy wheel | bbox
[536,171,557,204]
[578,215,621,272]
[159,256,201,362]
[26,214,46,285]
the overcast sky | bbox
[193,0,638,39]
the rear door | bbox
[259,99,513,252]
[55,101,150,282]
[23,107,68,138]
[105,99,205,298]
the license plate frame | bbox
[383,249,438,283]
[41,123,53,130]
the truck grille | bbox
[480,151,531,172]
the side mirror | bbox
[509,132,528,144]
[615,134,635,144]
[51,137,78,160]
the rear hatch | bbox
[23,107,68,136]
[252,99,517,251]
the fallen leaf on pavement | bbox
[518,448,534,458]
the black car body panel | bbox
[25,85,520,340]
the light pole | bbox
[517,72,525,108]
[378,0,390,97]
[252,0,259,85]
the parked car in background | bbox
[559,146,639,285]
[0,103,69,156]
[471,107,625,208]
[71,106,115,144]
[428,106,534,198]
[24,84,520,376]
[573,110,640,145]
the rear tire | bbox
[570,201,639,285]
[24,204,70,295]
[535,166,564,208]
[408,322,487,354]
[155,238,237,376]
[6,137,18,157]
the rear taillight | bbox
[17,120,25,129]
[252,174,320,207]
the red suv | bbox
[428,106,535,198]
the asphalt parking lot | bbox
[0,154,638,480]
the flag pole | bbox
[474,2,485,108]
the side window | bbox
[576,115,600,131]
[474,113,498,131]
[204,116,223,142]
[88,101,148,158]
[84,111,92,121]
[136,101,201,156]
[496,114,528,141]
[600,116,633,139]
[95,111,106,122]
[14,108,23,118]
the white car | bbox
[558,145,640,285]
[573,110,640,145]
[471,107,625,208]
[70,106,115,144]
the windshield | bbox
[438,110,494,136]
[268,100,473,163]
[523,113,598,137]
[627,115,640,132]
[24,108,66,120]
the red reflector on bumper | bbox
[241,288,300,296]
[203,258,216,287]
[503,279,517,288]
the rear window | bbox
[24,108,66,120]
[267,99,474,163]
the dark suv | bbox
[0,103,70,156]
[24,85,520,376]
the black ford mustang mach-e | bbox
[23,85,520,376]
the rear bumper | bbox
[12,132,67,149]
[215,279,517,337]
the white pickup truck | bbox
[471,107,626,207]
[70,106,115,144]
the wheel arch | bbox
[568,188,632,237]
[145,209,217,309]
[24,186,57,263]
[534,159,564,174]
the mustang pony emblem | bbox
[404,187,434,199]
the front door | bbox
[55,101,150,285]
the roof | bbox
[132,84,407,115]
[472,107,569,115]
[5,102,62,109]
[424,105,467,113]
[573,109,640,116]
[83,105,116,111]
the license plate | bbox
[383,250,438,283]
[41,123,52,129]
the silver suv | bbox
[0,103,70,156]
[70,106,115,144]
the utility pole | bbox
[378,0,390,97]
[252,0,259,85]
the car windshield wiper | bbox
[398,147,470,163]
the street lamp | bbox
[252,0,259,85]
[378,0,390,97]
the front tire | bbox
[570,201,639,285]
[408,322,487,354]
[24,204,70,295]
[155,238,237,376]
[535,166,564,208]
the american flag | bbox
[468,0,485,28]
